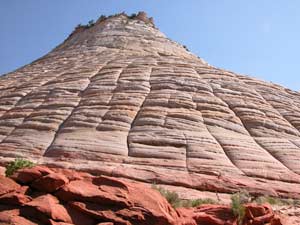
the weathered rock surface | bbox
[0,12,300,199]
[0,166,285,225]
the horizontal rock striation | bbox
[0,12,300,199]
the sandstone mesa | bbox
[0,11,300,224]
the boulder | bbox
[0,205,38,225]
[11,166,52,184]
[50,167,93,181]
[177,203,284,225]
[0,165,287,225]
[0,175,20,196]
[31,173,69,192]
[23,194,72,222]
[56,175,179,225]
[0,191,31,205]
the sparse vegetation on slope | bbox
[74,11,155,32]
[128,13,137,19]
[183,45,190,51]
[87,20,95,28]
[151,184,217,208]
[230,191,250,225]
[255,195,300,207]
[5,158,35,176]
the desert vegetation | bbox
[183,45,190,51]
[230,191,249,224]
[152,184,217,208]
[5,158,35,176]
[152,184,300,224]
[255,195,300,206]
[128,13,137,19]
[74,11,154,32]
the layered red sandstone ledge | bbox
[0,165,286,225]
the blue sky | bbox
[1,1,299,91]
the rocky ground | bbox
[0,165,289,225]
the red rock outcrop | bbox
[0,166,284,225]
[0,11,300,200]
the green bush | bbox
[231,191,249,225]
[5,158,35,177]
[152,184,181,208]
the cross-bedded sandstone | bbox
[0,12,300,199]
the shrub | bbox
[99,15,107,22]
[152,184,181,208]
[129,13,137,19]
[231,191,249,225]
[190,198,218,206]
[293,199,300,206]
[88,20,95,27]
[75,23,83,28]
[5,158,35,177]
[183,45,190,51]
[255,196,298,206]
[180,198,218,208]
[151,184,217,208]
[255,196,282,205]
